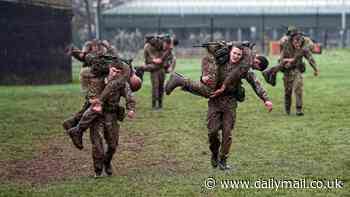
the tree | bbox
[72,0,127,43]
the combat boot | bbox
[104,162,113,176]
[135,67,145,81]
[158,99,163,109]
[211,153,219,168]
[165,72,186,95]
[94,170,103,178]
[152,99,157,110]
[296,107,304,116]
[67,126,84,150]
[218,158,231,171]
[262,69,277,86]
[62,117,78,131]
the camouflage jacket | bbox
[201,53,218,89]
[280,35,314,52]
[162,48,176,68]
[144,43,162,65]
[218,61,270,102]
[99,80,136,112]
[280,41,317,72]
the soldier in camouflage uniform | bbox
[278,31,319,116]
[75,65,136,177]
[66,55,133,150]
[136,36,178,78]
[63,40,140,132]
[165,42,269,99]
[166,46,272,170]
[262,26,317,87]
[138,35,171,109]
[62,40,108,132]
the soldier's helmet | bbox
[286,25,299,36]
[129,73,142,92]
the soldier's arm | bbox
[144,44,159,64]
[245,70,270,102]
[200,56,216,85]
[121,83,136,112]
[221,66,242,90]
[97,79,123,103]
[211,64,252,98]
[70,47,86,63]
[303,49,317,71]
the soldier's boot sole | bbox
[165,72,185,95]
[67,127,84,150]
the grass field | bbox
[0,49,349,196]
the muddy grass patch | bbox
[0,130,185,185]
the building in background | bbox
[102,0,350,53]
[0,0,73,85]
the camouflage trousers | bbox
[182,79,214,98]
[150,68,166,108]
[283,69,304,113]
[89,112,120,174]
[207,95,237,160]
[63,69,105,130]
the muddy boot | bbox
[94,170,103,178]
[67,127,84,150]
[296,107,304,116]
[218,157,231,171]
[165,72,186,95]
[104,162,113,176]
[158,99,163,109]
[152,99,157,110]
[135,67,145,81]
[62,117,79,131]
[262,69,277,86]
[211,152,219,168]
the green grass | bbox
[0,49,349,196]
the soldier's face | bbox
[108,66,122,79]
[253,57,262,70]
[292,37,303,49]
[91,44,99,52]
[230,47,243,64]
[163,41,172,50]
